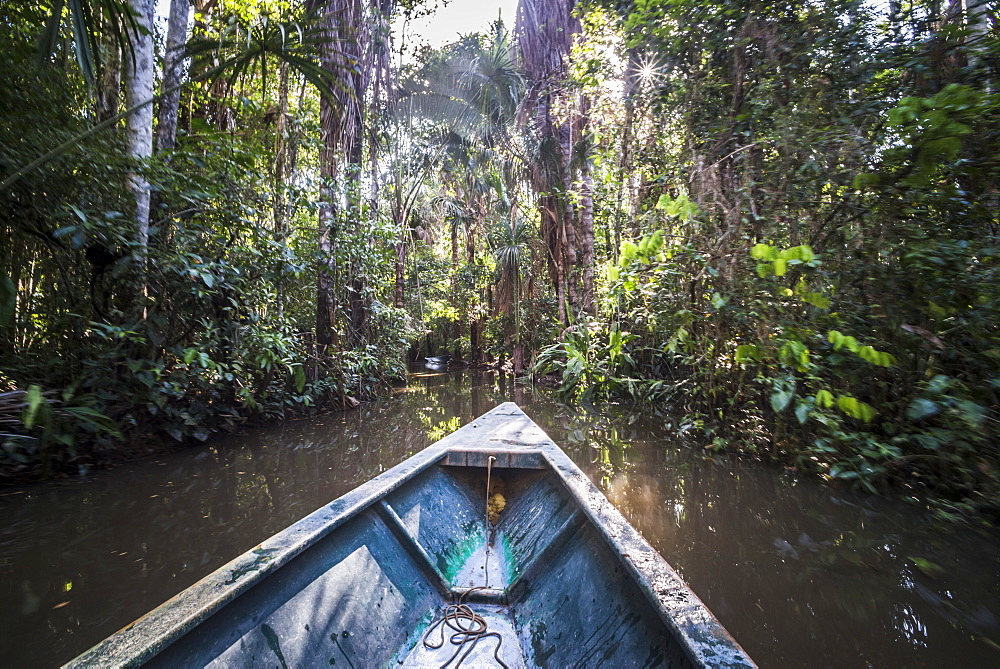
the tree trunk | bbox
[614,48,642,258]
[572,92,594,314]
[470,318,480,363]
[315,0,387,348]
[273,64,290,318]
[964,0,992,76]
[580,161,595,315]
[563,137,579,315]
[96,37,120,123]
[316,90,338,353]
[156,0,190,152]
[516,0,581,325]
[394,238,406,308]
[316,0,340,353]
[125,0,155,256]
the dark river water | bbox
[1,368,999,667]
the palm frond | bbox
[38,0,140,85]
[184,13,352,105]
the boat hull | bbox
[66,403,754,668]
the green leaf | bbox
[794,401,810,424]
[619,241,638,266]
[837,395,877,422]
[908,556,945,578]
[800,292,830,309]
[771,386,795,412]
[815,389,835,408]
[751,243,774,260]
[22,385,45,430]
[646,230,664,255]
[906,398,940,421]
[63,406,122,439]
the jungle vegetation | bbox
[1,0,997,517]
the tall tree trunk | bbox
[580,162,595,315]
[156,0,190,152]
[576,93,595,314]
[394,238,406,307]
[964,0,993,77]
[614,48,642,258]
[515,0,580,325]
[470,318,480,363]
[273,64,291,318]
[316,88,338,353]
[316,1,341,354]
[315,0,391,349]
[96,38,120,123]
[125,0,155,257]
[467,205,480,362]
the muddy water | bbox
[1,368,998,667]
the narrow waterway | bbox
[1,368,998,667]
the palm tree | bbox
[314,0,394,352]
[515,0,582,325]
[490,215,533,372]
[393,25,524,361]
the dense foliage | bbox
[533,0,1000,517]
[1,0,997,517]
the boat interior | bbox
[146,461,693,668]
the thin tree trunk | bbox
[316,1,340,353]
[470,319,480,363]
[125,0,155,256]
[316,90,338,353]
[273,64,290,235]
[96,38,120,123]
[394,238,406,307]
[614,48,642,258]
[273,64,290,317]
[575,93,594,314]
[580,162,595,315]
[156,0,190,152]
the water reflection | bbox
[0,368,998,667]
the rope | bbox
[421,456,506,669]
[421,587,509,669]
[485,455,495,586]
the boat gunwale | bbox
[64,403,755,668]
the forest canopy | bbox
[1,0,997,517]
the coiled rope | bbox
[421,587,508,669]
[421,456,508,669]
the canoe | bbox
[425,354,452,364]
[66,403,755,668]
